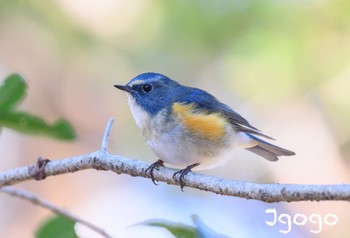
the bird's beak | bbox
[114,84,132,93]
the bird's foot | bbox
[145,159,164,185]
[173,163,199,191]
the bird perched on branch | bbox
[115,73,295,190]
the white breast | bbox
[127,95,151,130]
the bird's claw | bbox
[173,163,199,191]
[145,159,164,185]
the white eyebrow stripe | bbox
[128,80,145,87]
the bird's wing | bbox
[218,103,274,140]
[176,87,274,140]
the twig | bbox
[0,118,350,203]
[101,118,114,153]
[0,186,114,238]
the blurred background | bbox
[0,0,350,237]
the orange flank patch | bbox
[172,103,226,141]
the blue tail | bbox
[245,134,295,161]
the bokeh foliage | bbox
[0,74,76,140]
[35,215,77,238]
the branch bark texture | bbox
[0,118,349,203]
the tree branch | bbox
[0,118,350,203]
[0,186,113,238]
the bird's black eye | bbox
[142,84,152,93]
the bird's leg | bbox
[173,163,200,191]
[145,159,164,185]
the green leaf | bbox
[0,111,76,140]
[141,220,198,238]
[35,215,78,238]
[191,215,231,238]
[141,216,231,238]
[0,74,27,111]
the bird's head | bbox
[114,72,181,115]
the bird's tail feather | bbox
[245,134,295,161]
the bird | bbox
[114,72,295,190]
